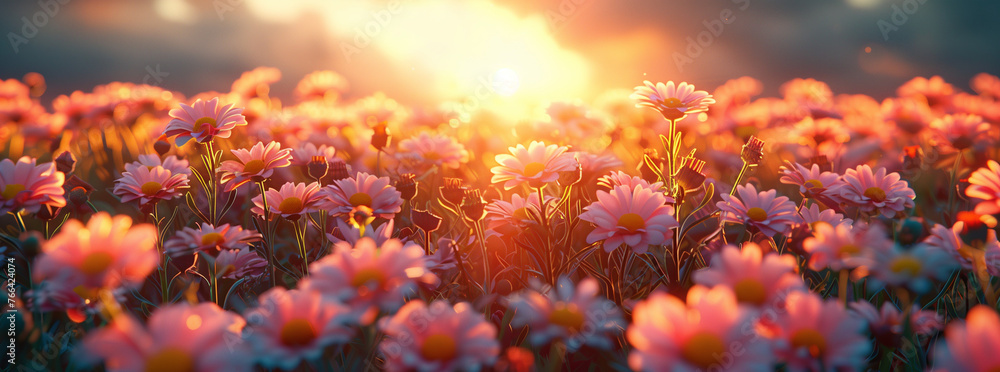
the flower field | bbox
[2,69,1000,371]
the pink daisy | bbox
[490,141,577,190]
[163,223,262,258]
[327,218,395,246]
[299,237,433,323]
[693,242,806,307]
[717,184,801,237]
[803,222,887,271]
[928,113,992,152]
[630,80,716,120]
[924,222,974,270]
[295,70,349,101]
[967,160,1000,215]
[252,182,324,220]
[506,276,623,351]
[113,165,189,207]
[396,132,470,173]
[985,230,1000,277]
[231,67,281,99]
[82,302,250,372]
[781,78,834,110]
[580,184,678,253]
[290,142,338,166]
[848,301,943,340]
[218,141,293,191]
[124,154,191,176]
[215,249,267,279]
[779,161,843,199]
[835,165,915,218]
[243,288,357,370]
[320,172,402,219]
[764,292,869,372]
[0,157,65,214]
[897,75,955,107]
[931,305,1000,372]
[379,300,500,372]
[163,98,248,146]
[881,97,933,134]
[596,170,664,193]
[864,242,958,294]
[484,192,557,233]
[799,203,853,229]
[972,72,1000,98]
[33,213,158,302]
[628,285,773,372]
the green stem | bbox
[10,212,26,233]
[946,152,962,221]
[257,181,276,288]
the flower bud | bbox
[54,151,76,175]
[461,189,486,223]
[395,173,418,201]
[307,156,329,181]
[371,122,390,151]
[740,135,765,165]
[329,159,350,181]
[411,208,442,233]
[439,177,467,206]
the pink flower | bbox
[215,249,267,279]
[693,243,806,307]
[835,165,915,218]
[163,223,262,258]
[929,113,991,152]
[290,142,338,166]
[379,300,500,372]
[597,170,663,192]
[320,172,402,219]
[396,132,470,173]
[967,160,1000,215]
[164,98,248,146]
[986,230,1000,277]
[765,292,869,371]
[299,237,433,323]
[924,222,973,270]
[490,141,577,190]
[327,218,394,246]
[218,141,293,191]
[484,192,557,233]
[848,301,943,340]
[506,277,623,350]
[803,222,887,271]
[252,182,323,220]
[295,70,349,101]
[781,78,833,110]
[0,157,65,214]
[799,203,853,229]
[113,165,189,207]
[230,66,281,99]
[779,161,843,199]
[628,286,772,372]
[931,305,1000,372]
[630,80,716,120]
[124,154,191,176]
[972,72,1000,98]
[33,213,158,303]
[717,184,801,237]
[244,288,357,370]
[81,303,250,372]
[580,184,678,253]
[864,242,958,294]
[897,75,955,107]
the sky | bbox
[1,0,998,107]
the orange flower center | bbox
[663,97,684,108]
[349,192,373,207]
[512,207,531,221]
[1,183,25,200]
[424,152,441,161]
[733,278,768,305]
[242,159,266,175]
[864,187,887,202]
[889,255,922,276]
[144,347,194,372]
[421,333,458,361]
[746,207,768,222]
[80,251,114,275]
[141,181,162,196]
[194,117,217,131]
[200,232,225,247]
[548,303,585,332]
[681,331,726,369]
[522,162,545,177]
[804,179,824,190]
[351,267,386,288]
[278,197,304,215]
[280,318,318,347]
[617,213,645,232]
[840,244,861,256]
[790,328,827,357]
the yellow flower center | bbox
[889,255,922,276]
[80,251,114,275]
[424,152,441,161]
[144,347,194,372]
[351,267,386,288]
[840,244,861,256]
[278,197,304,215]
[280,318,318,347]
[512,207,531,221]
[617,213,645,232]
[194,117,217,131]
[421,333,458,361]
[141,181,162,196]
[790,328,827,358]
[200,232,225,247]
[663,97,684,108]
[242,159,266,175]
[733,278,768,305]
[1,183,26,200]
[804,179,824,190]
[681,331,726,369]
[864,187,887,203]
[522,162,546,177]
[349,192,373,207]
[548,303,585,332]
[746,207,768,222]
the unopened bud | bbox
[307,156,329,181]
[54,151,76,174]
[395,173,417,201]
